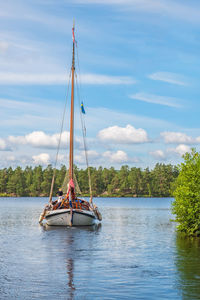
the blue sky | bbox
[1,0,200,169]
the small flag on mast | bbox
[81,102,86,114]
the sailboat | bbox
[39,23,102,226]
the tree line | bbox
[0,163,179,197]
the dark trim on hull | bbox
[45,210,96,220]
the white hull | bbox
[45,208,96,226]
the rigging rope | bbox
[75,43,93,202]
[49,71,71,203]
[75,72,93,202]
[49,42,93,204]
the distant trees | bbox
[172,149,200,236]
[0,163,178,197]
[7,166,25,196]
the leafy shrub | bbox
[172,149,200,236]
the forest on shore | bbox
[0,163,179,197]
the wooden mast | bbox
[69,22,75,180]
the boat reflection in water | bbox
[40,223,101,299]
[175,234,200,300]
[67,258,75,300]
[41,223,102,232]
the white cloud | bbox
[169,144,191,157]
[87,150,99,158]
[0,72,135,85]
[196,137,200,143]
[0,138,7,150]
[8,131,82,149]
[150,144,191,160]
[26,131,68,148]
[0,138,10,151]
[161,131,198,144]
[32,153,50,165]
[150,150,166,160]
[75,150,99,164]
[2,154,37,166]
[148,72,187,86]
[76,148,139,165]
[8,135,26,145]
[130,93,182,108]
[98,124,149,144]
[103,150,129,163]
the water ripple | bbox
[0,197,200,299]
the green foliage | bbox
[0,163,178,198]
[172,149,200,236]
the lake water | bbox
[0,197,200,300]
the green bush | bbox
[172,149,200,236]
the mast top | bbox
[72,20,75,46]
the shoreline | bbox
[0,194,174,199]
